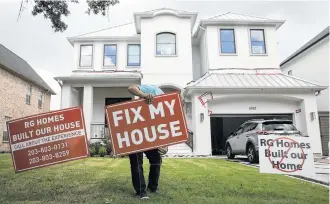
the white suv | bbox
[225,119,302,163]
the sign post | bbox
[7,106,89,173]
[105,92,189,156]
[258,135,315,177]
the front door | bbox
[105,98,131,127]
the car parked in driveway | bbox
[225,119,302,163]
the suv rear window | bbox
[262,121,297,131]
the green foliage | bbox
[102,139,112,155]
[27,0,120,32]
[99,147,107,157]
[88,140,112,156]
[86,0,119,16]
[89,146,96,157]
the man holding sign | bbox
[127,84,165,199]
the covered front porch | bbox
[55,72,193,155]
[55,72,141,141]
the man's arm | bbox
[128,85,154,104]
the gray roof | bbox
[280,26,329,66]
[187,72,327,91]
[208,12,277,21]
[0,44,56,94]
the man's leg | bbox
[128,152,147,195]
[145,149,162,192]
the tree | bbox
[18,0,120,32]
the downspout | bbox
[56,79,63,109]
[199,25,209,76]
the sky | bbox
[0,0,329,110]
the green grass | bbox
[0,154,328,204]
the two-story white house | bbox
[55,8,327,156]
[281,27,329,156]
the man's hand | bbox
[141,93,154,104]
[128,85,154,104]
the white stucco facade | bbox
[55,8,327,156]
[205,25,280,69]
[281,32,329,112]
[190,91,322,155]
[140,15,193,88]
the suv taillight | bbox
[257,131,269,135]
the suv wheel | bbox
[226,145,235,159]
[247,144,258,164]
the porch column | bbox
[83,85,94,140]
[61,84,72,108]
[191,93,212,156]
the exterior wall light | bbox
[310,112,316,121]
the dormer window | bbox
[156,32,176,56]
[79,45,93,67]
[250,29,266,54]
[220,29,236,54]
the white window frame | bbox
[79,44,94,68]
[26,85,32,105]
[248,28,268,56]
[38,92,43,109]
[127,44,141,67]
[155,32,178,57]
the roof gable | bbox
[74,22,137,38]
[280,26,329,66]
[0,44,56,94]
[194,12,285,37]
[134,7,198,34]
[208,12,275,21]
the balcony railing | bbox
[90,124,109,139]
[186,130,193,151]
[90,124,194,151]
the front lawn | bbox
[0,154,328,204]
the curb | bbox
[289,175,330,187]
[230,160,330,188]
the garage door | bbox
[210,114,293,155]
[319,112,329,156]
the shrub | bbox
[88,141,103,155]
[89,147,96,157]
[102,139,112,155]
[99,147,107,157]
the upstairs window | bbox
[79,45,93,67]
[104,45,117,67]
[250,29,266,54]
[26,85,32,105]
[127,44,140,66]
[156,32,176,55]
[220,29,236,54]
[38,92,43,109]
